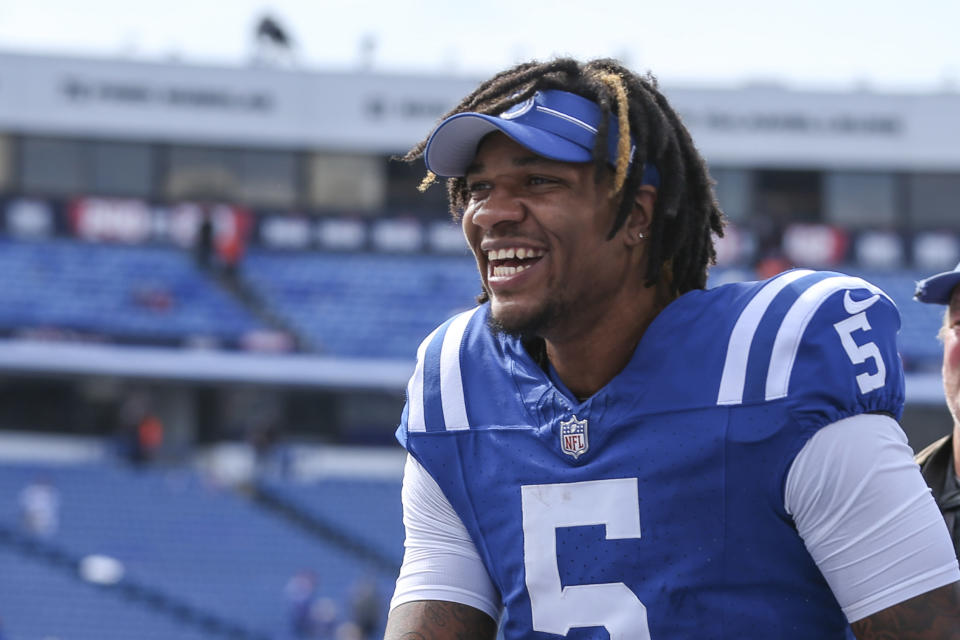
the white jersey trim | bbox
[766,276,889,401]
[407,327,440,431]
[440,307,480,431]
[717,269,813,406]
[405,325,443,433]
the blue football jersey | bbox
[396,269,904,640]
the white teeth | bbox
[486,247,544,261]
[492,264,532,277]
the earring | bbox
[636,232,645,241]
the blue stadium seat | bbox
[0,462,395,639]
[241,250,480,358]
[260,476,403,566]
[0,238,265,346]
[0,546,212,640]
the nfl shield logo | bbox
[560,415,589,459]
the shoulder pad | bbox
[716,270,904,419]
[399,306,483,440]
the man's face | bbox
[943,287,960,427]
[460,133,637,339]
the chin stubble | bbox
[486,299,567,341]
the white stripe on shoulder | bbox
[765,276,888,401]
[440,306,482,431]
[405,323,443,433]
[717,270,814,406]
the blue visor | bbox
[915,261,960,304]
[424,89,660,187]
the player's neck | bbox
[544,284,671,400]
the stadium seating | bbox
[0,462,397,639]
[0,236,948,369]
[241,250,480,358]
[0,237,265,346]
[0,545,214,640]
[259,476,403,566]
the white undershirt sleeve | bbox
[390,454,502,620]
[785,413,960,622]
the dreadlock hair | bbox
[401,57,725,297]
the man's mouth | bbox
[486,247,545,278]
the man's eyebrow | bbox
[513,155,553,167]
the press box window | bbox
[165,146,240,201]
[385,158,448,217]
[307,152,385,213]
[20,137,85,195]
[907,173,960,229]
[0,134,12,193]
[710,168,753,223]
[91,141,155,198]
[753,170,822,224]
[824,171,897,229]
[236,149,298,208]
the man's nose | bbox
[469,186,526,231]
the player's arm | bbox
[850,582,960,639]
[387,455,502,640]
[786,414,960,636]
[385,600,497,640]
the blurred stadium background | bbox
[0,19,959,640]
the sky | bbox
[0,0,958,92]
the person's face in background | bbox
[941,287,960,428]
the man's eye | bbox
[529,176,556,186]
[467,181,490,193]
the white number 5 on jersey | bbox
[833,303,886,395]
[521,478,651,639]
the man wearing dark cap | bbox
[915,261,960,558]
[385,58,960,640]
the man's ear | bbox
[624,185,657,246]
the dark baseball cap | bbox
[914,261,960,304]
